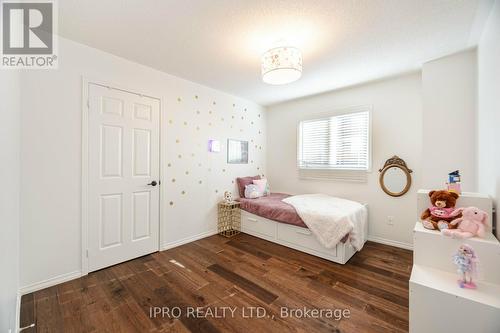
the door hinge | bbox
[86,250,89,258]
[87,99,90,108]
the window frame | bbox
[296,106,373,176]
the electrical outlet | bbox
[387,216,395,225]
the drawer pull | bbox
[247,217,258,222]
[296,229,312,236]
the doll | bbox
[452,244,478,289]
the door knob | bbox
[147,181,158,186]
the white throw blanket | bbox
[282,194,367,251]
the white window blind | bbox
[298,110,370,171]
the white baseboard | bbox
[160,229,218,251]
[19,270,82,295]
[368,235,413,250]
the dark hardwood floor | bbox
[20,234,412,333]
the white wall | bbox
[267,73,423,247]
[19,37,266,290]
[421,49,477,191]
[16,28,488,293]
[478,0,500,238]
[0,72,20,331]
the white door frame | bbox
[81,76,165,275]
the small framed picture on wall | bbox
[227,139,248,164]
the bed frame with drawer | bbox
[240,205,368,265]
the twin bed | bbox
[235,179,368,264]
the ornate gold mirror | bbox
[379,156,412,197]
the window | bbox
[298,109,371,173]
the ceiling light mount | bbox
[261,46,302,85]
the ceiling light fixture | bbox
[261,46,302,85]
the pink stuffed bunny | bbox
[442,207,488,239]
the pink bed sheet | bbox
[238,193,349,243]
[238,193,307,228]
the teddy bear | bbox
[442,207,488,239]
[420,190,462,230]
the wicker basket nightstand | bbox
[217,201,241,237]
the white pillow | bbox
[253,178,270,196]
[244,184,263,199]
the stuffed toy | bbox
[442,206,488,239]
[223,191,233,203]
[420,190,462,230]
[452,244,478,289]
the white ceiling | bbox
[58,0,490,106]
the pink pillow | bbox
[253,178,267,193]
[236,176,261,198]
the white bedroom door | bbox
[87,83,160,272]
